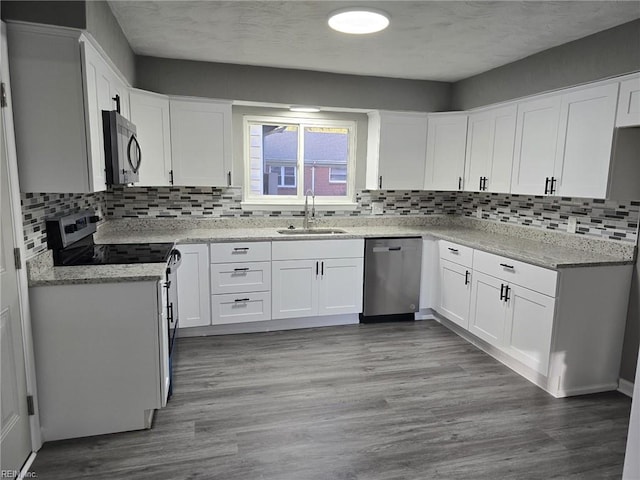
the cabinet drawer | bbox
[211,292,271,325]
[439,240,474,267]
[473,250,557,297]
[272,239,364,261]
[210,242,271,263]
[210,262,271,295]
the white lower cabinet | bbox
[210,242,272,325]
[177,244,211,328]
[438,259,472,329]
[468,271,508,346]
[468,271,555,375]
[504,284,555,376]
[271,240,364,320]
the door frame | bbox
[1,21,43,454]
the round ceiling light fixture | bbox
[328,8,390,35]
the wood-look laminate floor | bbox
[31,320,632,479]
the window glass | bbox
[303,127,349,196]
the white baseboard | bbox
[618,378,635,398]
[18,451,37,480]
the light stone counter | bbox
[27,215,636,286]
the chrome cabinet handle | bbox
[448,247,459,253]
[234,298,250,303]
[500,263,514,269]
[233,247,249,252]
[233,267,249,272]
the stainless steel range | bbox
[46,210,182,398]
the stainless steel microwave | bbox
[102,110,141,185]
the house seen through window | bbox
[245,117,355,204]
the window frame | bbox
[328,166,348,184]
[243,115,357,207]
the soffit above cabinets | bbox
[108,1,640,82]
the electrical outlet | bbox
[476,206,483,219]
[372,202,384,215]
[567,216,577,234]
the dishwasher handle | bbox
[372,246,402,252]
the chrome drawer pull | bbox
[233,247,249,252]
[233,267,250,272]
[448,248,459,253]
[234,298,250,302]
[500,263,514,269]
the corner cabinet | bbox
[129,89,172,186]
[366,111,428,190]
[7,23,127,193]
[424,113,468,191]
[271,240,364,320]
[169,97,233,187]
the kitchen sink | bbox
[277,228,347,235]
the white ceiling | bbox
[108,1,640,82]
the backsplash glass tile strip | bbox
[105,187,459,219]
[457,192,639,244]
[21,192,107,259]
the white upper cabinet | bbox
[616,73,640,127]
[169,97,233,187]
[7,23,127,193]
[129,89,172,186]
[553,82,619,198]
[510,95,562,195]
[366,111,428,190]
[424,113,468,191]
[464,104,517,193]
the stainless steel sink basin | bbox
[277,228,347,235]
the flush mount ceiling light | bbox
[289,106,321,113]
[328,8,390,34]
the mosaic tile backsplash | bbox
[21,192,107,258]
[20,186,640,258]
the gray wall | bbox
[452,19,640,110]
[85,1,136,85]
[1,1,86,28]
[136,56,451,112]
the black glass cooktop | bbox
[54,241,174,266]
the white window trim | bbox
[243,115,357,207]
[269,165,297,188]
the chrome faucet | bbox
[303,189,316,229]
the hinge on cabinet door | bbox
[14,248,22,270]
[1,82,7,108]
[27,395,35,416]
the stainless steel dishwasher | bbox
[361,237,422,322]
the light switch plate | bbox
[567,216,577,233]
[372,202,384,215]
[476,206,483,219]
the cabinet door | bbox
[377,112,428,190]
[554,83,619,198]
[317,258,364,316]
[130,90,172,186]
[176,244,211,328]
[511,95,561,195]
[272,260,319,320]
[469,272,508,347]
[616,75,640,127]
[464,111,493,192]
[425,114,468,190]
[437,259,472,329]
[504,284,555,375]
[170,98,232,187]
[488,105,517,193]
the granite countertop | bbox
[27,217,635,287]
